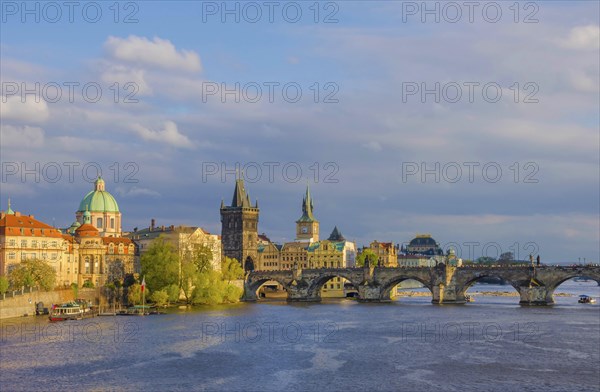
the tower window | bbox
[111,218,115,229]
[97,218,103,228]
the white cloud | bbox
[560,25,600,50]
[115,186,161,198]
[104,35,202,72]
[0,125,45,147]
[131,121,195,149]
[100,64,152,96]
[1,95,49,123]
[362,141,382,151]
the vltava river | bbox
[1,280,599,392]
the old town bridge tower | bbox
[220,174,259,271]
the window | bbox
[9,239,16,246]
[96,218,103,228]
[32,240,38,248]
[8,252,15,259]
[85,257,90,273]
[111,218,115,229]
[42,241,47,248]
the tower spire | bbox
[6,197,14,215]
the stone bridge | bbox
[243,264,600,305]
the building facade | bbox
[0,180,137,289]
[128,221,221,271]
[368,241,398,267]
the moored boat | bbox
[48,302,83,321]
[578,295,597,304]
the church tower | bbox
[220,174,259,271]
[295,184,319,242]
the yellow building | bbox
[369,241,398,267]
[127,221,221,271]
[0,201,137,288]
[0,201,68,283]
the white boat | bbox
[48,302,83,321]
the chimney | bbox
[150,219,155,231]
[15,212,21,217]
[29,215,34,219]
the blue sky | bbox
[1,1,599,263]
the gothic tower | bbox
[295,184,319,242]
[220,174,259,271]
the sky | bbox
[1,1,598,264]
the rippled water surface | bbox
[1,281,599,392]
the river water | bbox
[1,280,599,392]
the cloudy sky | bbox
[1,1,598,263]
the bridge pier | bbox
[517,286,552,306]
[358,284,387,302]
[431,284,466,305]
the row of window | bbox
[7,239,60,248]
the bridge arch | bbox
[246,276,291,300]
[545,274,600,298]
[457,274,521,300]
[379,276,433,301]
[306,272,361,299]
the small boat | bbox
[465,294,474,303]
[578,295,597,304]
[49,302,83,321]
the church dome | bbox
[409,235,437,247]
[78,177,120,213]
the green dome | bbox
[78,177,120,213]
[78,191,119,213]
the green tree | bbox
[82,281,94,288]
[127,283,143,305]
[165,283,180,303]
[498,252,514,264]
[71,283,79,298]
[180,243,215,303]
[149,290,169,307]
[0,276,9,293]
[356,249,378,267]
[221,257,244,283]
[8,258,56,291]
[141,237,180,293]
[476,256,496,265]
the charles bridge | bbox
[243,263,600,305]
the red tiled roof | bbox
[0,213,63,238]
